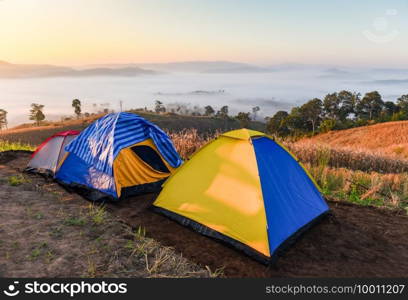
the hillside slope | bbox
[0,112,265,146]
[304,121,408,159]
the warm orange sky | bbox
[0,0,407,66]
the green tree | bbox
[383,101,399,116]
[235,112,251,128]
[299,98,323,135]
[337,90,358,120]
[397,94,408,119]
[323,90,358,122]
[0,109,7,130]
[252,106,260,120]
[355,91,384,120]
[216,105,229,129]
[204,105,215,116]
[266,111,289,136]
[154,100,166,113]
[285,107,305,134]
[72,99,82,119]
[29,103,45,126]
[319,119,336,133]
[217,105,229,118]
[323,93,340,120]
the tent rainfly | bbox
[26,130,80,176]
[55,112,182,201]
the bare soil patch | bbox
[0,152,209,278]
[110,188,408,277]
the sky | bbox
[0,0,407,67]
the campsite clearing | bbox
[0,151,211,278]
[112,194,408,277]
[1,151,407,277]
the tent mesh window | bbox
[131,145,170,173]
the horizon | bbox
[3,59,408,70]
[1,0,408,127]
[0,0,407,67]
[0,59,342,67]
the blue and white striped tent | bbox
[56,112,182,201]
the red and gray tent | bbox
[26,130,80,176]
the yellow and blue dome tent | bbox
[153,129,329,263]
[56,112,182,201]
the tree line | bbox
[0,98,256,130]
[0,99,83,130]
[266,90,408,137]
[2,91,407,133]
[153,100,261,128]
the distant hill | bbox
[0,60,157,78]
[0,60,278,77]
[303,120,408,159]
[87,61,274,73]
[69,67,157,77]
[0,60,12,65]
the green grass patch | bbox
[49,226,63,238]
[87,204,107,225]
[34,212,44,220]
[30,248,41,259]
[7,174,30,186]
[350,197,385,207]
[63,216,87,226]
[0,140,35,152]
[29,242,48,260]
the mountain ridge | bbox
[0,60,158,78]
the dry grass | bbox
[125,227,221,278]
[1,111,264,147]
[168,129,219,159]
[306,162,408,209]
[287,137,408,209]
[287,140,408,174]
[0,118,96,146]
[306,120,408,159]
[289,120,408,174]
[2,122,407,210]
[166,129,408,210]
[167,129,408,209]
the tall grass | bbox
[306,120,408,159]
[286,140,408,174]
[167,129,408,209]
[1,127,407,210]
[286,140,408,209]
[308,162,408,209]
[167,129,219,160]
[0,140,35,152]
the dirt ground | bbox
[1,151,408,278]
[111,194,408,278]
[0,151,210,278]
